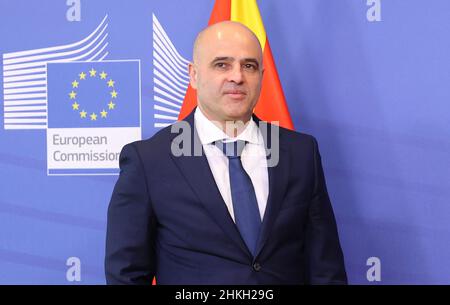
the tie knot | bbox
[214,140,246,158]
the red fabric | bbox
[254,41,294,129]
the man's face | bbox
[189,24,264,124]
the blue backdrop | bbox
[1,0,449,284]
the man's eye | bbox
[215,62,227,68]
[243,64,257,70]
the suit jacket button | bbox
[253,262,261,272]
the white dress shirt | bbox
[194,107,269,222]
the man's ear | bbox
[188,62,198,89]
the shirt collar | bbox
[194,107,260,145]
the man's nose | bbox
[227,65,244,84]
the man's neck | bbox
[198,106,251,138]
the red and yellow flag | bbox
[178,0,294,130]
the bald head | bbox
[188,21,265,129]
[192,21,263,65]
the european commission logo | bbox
[2,13,189,174]
[2,15,142,175]
[47,60,141,175]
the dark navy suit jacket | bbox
[105,109,347,284]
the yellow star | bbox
[100,71,107,79]
[72,102,79,110]
[110,90,118,98]
[80,110,87,118]
[69,91,77,99]
[90,112,97,121]
[89,68,97,77]
[107,79,115,87]
[79,72,86,80]
[72,80,79,88]
[100,110,108,118]
[108,101,115,110]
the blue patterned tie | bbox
[215,140,261,256]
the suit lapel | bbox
[253,116,290,258]
[169,111,251,258]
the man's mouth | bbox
[223,90,246,99]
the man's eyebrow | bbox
[211,57,234,64]
[210,57,260,67]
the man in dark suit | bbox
[105,21,347,284]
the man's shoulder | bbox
[253,116,315,143]
[279,125,315,141]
